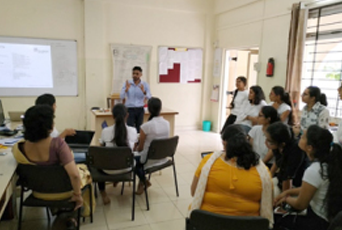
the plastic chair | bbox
[16,164,93,230]
[87,146,136,220]
[141,136,179,210]
[328,211,342,230]
[186,209,269,230]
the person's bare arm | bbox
[282,179,291,192]
[263,149,274,164]
[136,129,146,152]
[270,163,277,177]
[276,182,317,211]
[64,161,83,210]
[274,187,301,205]
[191,176,199,197]
[59,129,76,139]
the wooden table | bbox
[90,108,178,145]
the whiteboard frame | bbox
[0,36,78,97]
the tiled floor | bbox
[0,130,222,230]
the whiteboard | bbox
[110,44,152,94]
[0,36,78,96]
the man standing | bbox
[120,66,151,132]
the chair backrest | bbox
[16,164,73,194]
[328,211,342,230]
[146,136,179,160]
[187,210,269,230]
[87,146,133,171]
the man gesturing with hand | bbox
[120,66,151,132]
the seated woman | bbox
[265,122,309,197]
[135,97,170,195]
[274,125,342,230]
[12,105,84,230]
[189,125,273,227]
[269,86,293,125]
[248,106,279,168]
[235,85,267,133]
[98,103,138,204]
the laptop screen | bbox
[0,99,5,126]
[65,130,95,145]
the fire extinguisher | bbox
[266,58,274,77]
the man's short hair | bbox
[132,66,142,72]
[35,94,56,107]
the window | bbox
[301,3,342,118]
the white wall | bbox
[0,0,86,131]
[84,0,214,130]
[0,0,214,132]
[210,0,311,131]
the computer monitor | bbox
[0,99,5,126]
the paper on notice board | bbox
[210,85,220,102]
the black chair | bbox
[87,146,136,220]
[328,211,342,230]
[186,210,269,230]
[141,136,179,210]
[16,164,93,230]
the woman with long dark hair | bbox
[294,86,330,136]
[221,76,248,133]
[190,124,273,226]
[265,122,309,196]
[99,103,138,204]
[235,85,267,133]
[269,86,293,125]
[274,125,342,230]
[248,106,279,168]
[135,97,170,194]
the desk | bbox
[90,108,178,145]
[0,122,21,219]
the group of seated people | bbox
[190,77,342,230]
[11,94,170,229]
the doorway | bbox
[219,48,259,132]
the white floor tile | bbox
[149,219,185,230]
[141,202,183,224]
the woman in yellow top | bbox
[190,125,273,225]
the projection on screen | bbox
[0,43,53,88]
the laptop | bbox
[65,130,95,152]
[8,111,25,122]
[65,130,95,163]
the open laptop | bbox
[0,99,5,126]
[65,130,95,163]
[8,111,25,122]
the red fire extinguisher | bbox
[266,58,274,77]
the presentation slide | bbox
[0,43,53,88]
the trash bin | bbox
[202,120,211,132]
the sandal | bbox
[66,218,77,230]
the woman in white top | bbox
[235,85,267,133]
[135,97,170,194]
[98,104,138,204]
[248,106,279,168]
[274,125,342,230]
[334,85,342,145]
[294,86,330,136]
[269,86,293,125]
[221,76,249,133]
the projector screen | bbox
[0,36,78,96]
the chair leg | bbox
[94,182,98,198]
[46,207,51,222]
[144,180,149,211]
[172,164,179,197]
[121,182,125,195]
[132,176,136,221]
[148,173,151,180]
[17,187,24,230]
[77,207,81,230]
[89,184,93,223]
